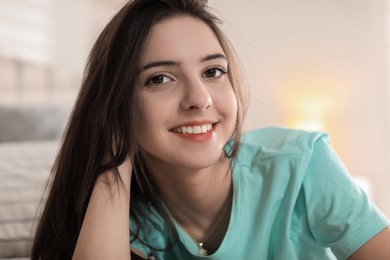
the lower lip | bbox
[171,127,215,142]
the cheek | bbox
[229,95,238,131]
[225,88,239,131]
[230,91,238,114]
[138,97,158,144]
[138,93,173,146]
[217,86,238,117]
[139,94,165,126]
[137,111,161,155]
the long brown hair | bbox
[31,0,248,259]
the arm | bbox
[348,226,390,260]
[72,159,144,260]
[302,135,390,258]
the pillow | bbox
[0,105,71,142]
[0,141,58,258]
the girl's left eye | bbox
[203,66,227,78]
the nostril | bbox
[180,86,213,110]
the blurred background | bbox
[0,0,388,218]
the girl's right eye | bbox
[144,73,172,86]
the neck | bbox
[148,154,233,242]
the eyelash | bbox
[143,65,228,86]
[202,65,228,78]
[144,72,172,86]
[205,65,228,74]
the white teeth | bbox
[172,124,213,134]
[193,126,201,134]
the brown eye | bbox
[144,73,172,86]
[202,66,227,78]
[151,75,165,84]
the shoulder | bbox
[233,126,329,166]
[241,126,327,148]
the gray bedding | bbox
[0,141,58,259]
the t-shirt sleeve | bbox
[130,218,153,258]
[301,134,390,259]
[130,209,174,259]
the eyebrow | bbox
[139,53,227,73]
[200,53,226,62]
[139,60,178,72]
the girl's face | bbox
[137,16,237,172]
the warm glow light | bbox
[275,67,346,132]
[285,94,331,131]
[287,117,325,132]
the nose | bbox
[179,77,212,111]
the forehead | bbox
[140,16,225,64]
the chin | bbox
[176,151,227,169]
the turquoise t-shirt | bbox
[130,127,389,259]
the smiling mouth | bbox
[171,123,214,134]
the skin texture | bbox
[72,160,132,260]
[73,16,237,259]
[347,226,390,260]
[137,16,236,252]
[137,16,237,171]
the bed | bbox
[0,105,70,259]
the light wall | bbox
[0,0,388,216]
[0,0,120,104]
[210,0,389,216]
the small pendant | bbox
[198,242,208,256]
